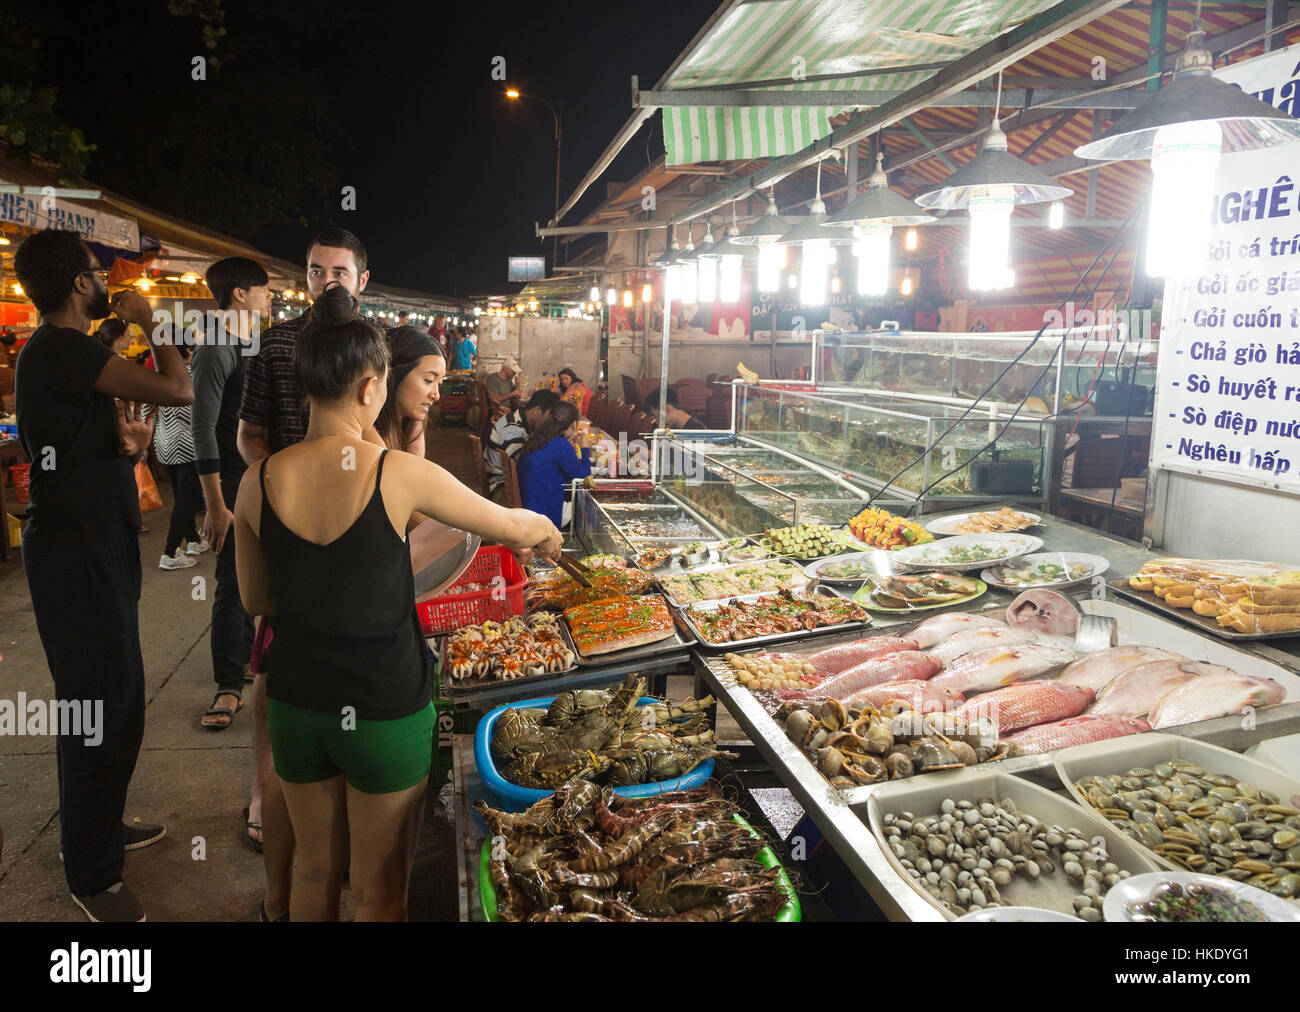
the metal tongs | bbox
[552,551,593,588]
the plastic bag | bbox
[135,459,162,513]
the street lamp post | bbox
[506,88,562,268]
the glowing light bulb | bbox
[800,240,829,306]
[720,254,741,303]
[787,273,798,289]
[590,286,599,303]
[757,243,785,293]
[622,289,633,308]
[606,288,617,305]
[968,184,1014,292]
[854,224,892,297]
[641,283,653,303]
[698,257,717,303]
[901,274,913,296]
[1048,201,1065,229]
[904,228,918,251]
[12,282,22,295]
[1146,120,1221,278]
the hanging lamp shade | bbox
[826,153,938,227]
[651,226,681,267]
[1074,33,1300,161]
[674,223,701,263]
[915,121,1073,209]
[692,221,723,260]
[733,192,789,245]
[705,210,760,259]
[777,195,856,245]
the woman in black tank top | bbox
[234,287,561,921]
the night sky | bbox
[9,0,718,298]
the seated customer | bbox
[486,388,558,500]
[556,366,592,416]
[516,401,591,527]
[482,356,519,411]
[643,387,706,430]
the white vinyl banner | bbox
[1151,45,1300,491]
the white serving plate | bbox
[863,766,1160,921]
[956,905,1083,922]
[1052,732,1300,877]
[802,550,896,585]
[891,533,1044,572]
[1103,871,1300,923]
[926,510,1042,537]
[981,552,1111,591]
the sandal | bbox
[259,901,287,923]
[202,692,243,731]
[242,806,263,854]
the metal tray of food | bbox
[438,621,582,700]
[568,596,698,667]
[676,586,872,651]
[658,557,809,608]
[1107,578,1300,643]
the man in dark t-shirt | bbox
[14,229,194,922]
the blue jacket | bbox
[518,437,591,526]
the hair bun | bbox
[307,284,359,328]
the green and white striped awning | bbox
[661,0,1063,165]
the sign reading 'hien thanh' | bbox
[1151,45,1300,492]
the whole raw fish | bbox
[907,612,1006,650]
[1003,714,1150,755]
[1089,660,1228,718]
[950,681,1095,735]
[777,651,940,700]
[807,636,921,675]
[1006,589,1079,635]
[1054,646,1187,694]
[927,643,1078,695]
[1148,672,1287,729]
[928,625,1036,667]
[842,679,965,713]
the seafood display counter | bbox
[686,512,1300,921]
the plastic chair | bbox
[466,434,489,496]
[675,385,711,416]
[635,378,661,405]
[622,375,640,405]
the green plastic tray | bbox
[479,813,800,922]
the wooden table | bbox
[0,439,25,561]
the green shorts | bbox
[269,699,435,794]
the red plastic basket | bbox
[10,463,30,504]
[416,544,527,635]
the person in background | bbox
[482,355,518,411]
[97,318,131,355]
[194,256,270,738]
[13,228,193,922]
[427,313,446,345]
[557,366,592,417]
[449,326,475,371]
[144,332,206,570]
[395,311,410,327]
[642,386,706,430]
[486,388,558,501]
[374,326,446,460]
[233,285,560,921]
[517,400,592,527]
[237,226,377,922]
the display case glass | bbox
[736,382,1049,505]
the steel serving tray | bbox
[567,594,697,666]
[657,558,809,608]
[1108,578,1300,643]
[439,621,583,700]
[677,585,872,651]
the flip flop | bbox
[242,806,263,854]
[202,692,243,731]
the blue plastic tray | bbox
[473,694,715,812]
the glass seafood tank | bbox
[817,327,1159,419]
[736,381,1050,506]
[655,435,891,526]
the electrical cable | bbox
[863,208,1138,507]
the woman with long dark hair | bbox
[556,366,592,417]
[374,326,446,457]
[234,285,560,921]
[517,400,592,527]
